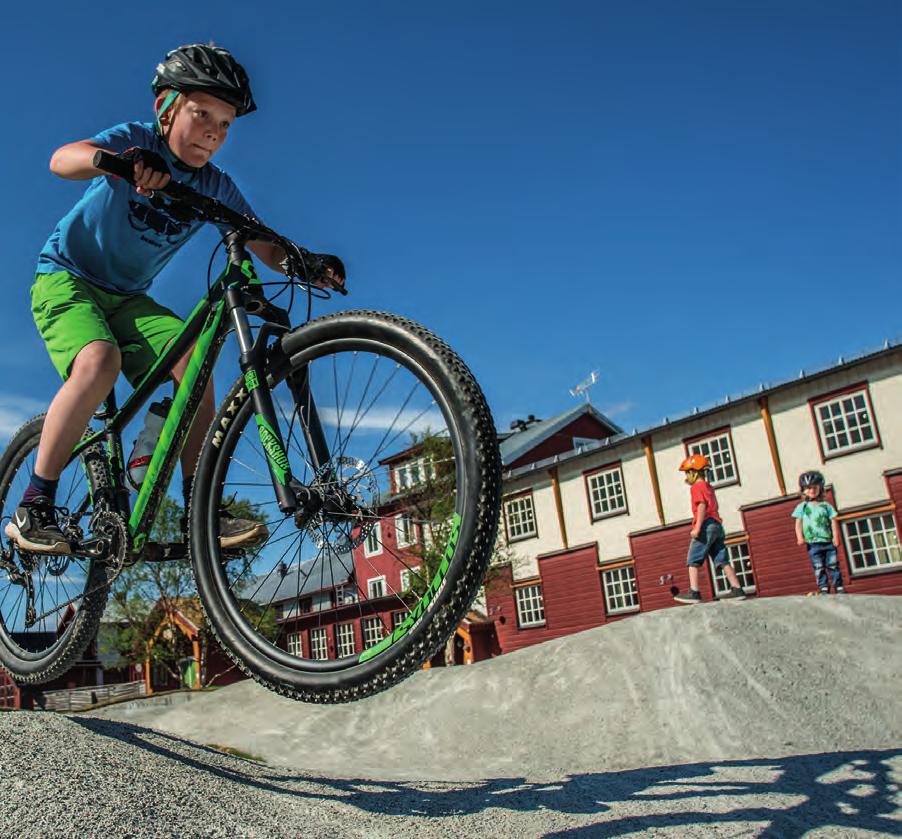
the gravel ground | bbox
[0,595,899,837]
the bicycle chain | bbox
[24,510,130,627]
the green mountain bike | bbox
[0,152,501,703]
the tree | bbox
[104,494,269,687]
[395,431,514,664]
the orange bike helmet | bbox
[679,454,710,472]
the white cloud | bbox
[0,394,47,442]
[601,400,635,418]
[317,405,445,434]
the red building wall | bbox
[506,416,616,471]
[537,544,606,635]
[741,495,816,597]
[630,520,711,610]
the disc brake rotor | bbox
[305,456,380,552]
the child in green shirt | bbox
[792,471,845,594]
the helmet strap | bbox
[155,89,181,135]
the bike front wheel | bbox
[191,310,501,703]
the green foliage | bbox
[107,493,267,685]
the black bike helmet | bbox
[799,470,825,489]
[152,44,256,116]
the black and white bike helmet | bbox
[799,470,825,489]
[152,43,256,116]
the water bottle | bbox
[127,398,172,489]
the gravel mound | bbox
[89,595,902,781]
[0,594,898,837]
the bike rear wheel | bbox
[0,416,111,683]
[191,310,501,703]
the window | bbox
[395,457,437,491]
[602,565,639,615]
[395,512,415,547]
[813,388,878,457]
[336,622,356,658]
[514,583,545,627]
[309,627,328,660]
[392,610,409,629]
[504,494,537,542]
[688,431,737,486]
[843,513,901,574]
[364,521,382,557]
[334,586,357,607]
[361,616,386,649]
[587,465,627,519]
[399,566,422,592]
[367,576,386,599]
[287,631,303,656]
[710,542,756,596]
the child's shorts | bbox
[687,518,728,567]
[31,270,183,387]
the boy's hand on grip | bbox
[115,147,171,196]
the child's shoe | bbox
[673,588,701,604]
[835,586,847,594]
[3,496,72,555]
[720,587,746,601]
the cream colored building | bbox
[499,341,902,582]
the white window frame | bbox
[287,631,303,657]
[334,586,358,607]
[601,565,639,615]
[364,521,382,557]
[367,575,386,599]
[687,431,738,487]
[392,610,409,629]
[336,622,356,658]
[587,465,627,519]
[395,512,415,548]
[309,627,328,661]
[710,542,756,596]
[813,388,878,458]
[843,513,902,575]
[361,616,386,649]
[514,583,546,628]
[504,494,537,542]
[395,457,437,492]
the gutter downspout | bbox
[758,396,787,496]
[549,466,569,549]
[642,435,665,526]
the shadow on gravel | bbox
[72,717,899,836]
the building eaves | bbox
[500,403,624,466]
[503,338,901,481]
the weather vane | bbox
[569,369,600,403]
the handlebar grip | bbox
[93,150,135,183]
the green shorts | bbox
[31,270,184,387]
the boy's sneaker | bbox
[3,496,72,555]
[219,509,269,549]
[673,588,701,604]
[721,587,746,601]
[835,586,847,594]
[179,509,270,549]
[820,587,830,595]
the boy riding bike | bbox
[6,43,342,556]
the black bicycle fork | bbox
[222,231,331,514]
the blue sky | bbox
[1,1,899,442]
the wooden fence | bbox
[32,680,147,711]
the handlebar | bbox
[92,150,347,295]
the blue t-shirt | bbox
[37,121,256,295]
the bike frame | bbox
[69,230,332,557]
